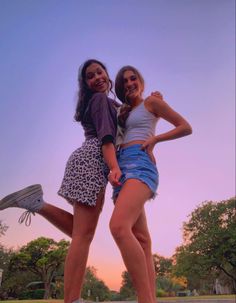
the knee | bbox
[134,230,152,252]
[109,220,128,242]
[73,225,96,244]
[83,228,96,243]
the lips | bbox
[126,86,137,95]
[96,81,105,87]
[94,81,108,91]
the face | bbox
[123,70,143,102]
[85,63,109,93]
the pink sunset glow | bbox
[0,0,235,291]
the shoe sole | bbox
[0,184,42,210]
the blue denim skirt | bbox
[113,144,159,199]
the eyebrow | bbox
[123,74,136,81]
[86,68,103,76]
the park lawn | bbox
[1,295,235,302]
[0,301,64,303]
[157,295,235,302]
[156,294,235,301]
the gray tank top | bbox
[122,101,159,144]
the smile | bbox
[126,86,137,95]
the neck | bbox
[129,96,143,108]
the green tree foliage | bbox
[153,254,173,277]
[0,220,8,238]
[81,266,111,301]
[0,244,38,299]
[173,197,236,293]
[9,237,69,299]
[119,270,136,300]
[153,254,187,296]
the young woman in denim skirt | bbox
[0,59,121,303]
[108,65,192,303]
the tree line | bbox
[0,197,235,300]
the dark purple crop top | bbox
[82,92,118,145]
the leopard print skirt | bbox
[58,138,109,206]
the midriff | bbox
[120,140,145,148]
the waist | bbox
[120,140,145,149]
[122,129,155,145]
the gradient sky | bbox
[0,0,235,291]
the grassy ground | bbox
[1,295,235,303]
[156,294,235,301]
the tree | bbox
[173,197,236,293]
[9,237,69,299]
[119,270,136,300]
[0,220,8,238]
[153,254,187,296]
[0,243,37,299]
[81,266,111,301]
[153,254,172,277]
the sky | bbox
[0,0,235,291]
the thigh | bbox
[72,189,105,237]
[111,179,152,228]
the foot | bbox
[0,184,44,213]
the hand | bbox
[108,167,122,187]
[140,137,157,164]
[151,91,163,100]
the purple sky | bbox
[0,0,235,290]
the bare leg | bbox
[0,184,74,236]
[133,209,156,303]
[38,203,73,237]
[110,179,153,303]
[64,190,105,303]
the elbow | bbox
[184,123,192,136]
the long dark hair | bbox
[115,65,145,104]
[74,59,113,123]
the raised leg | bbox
[38,202,73,237]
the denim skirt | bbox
[113,144,159,199]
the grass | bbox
[156,294,235,301]
[0,301,64,303]
[1,295,235,302]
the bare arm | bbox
[142,94,192,152]
[151,95,192,142]
[102,142,121,186]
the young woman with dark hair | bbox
[0,59,121,303]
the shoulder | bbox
[89,93,111,111]
[145,95,163,105]
[90,92,108,103]
[144,95,170,117]
[145,95,170,109]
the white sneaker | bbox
[0,184,44,225]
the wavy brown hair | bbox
[74,59,113,123]
[115,65,145,104]
[115,66,145,127]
